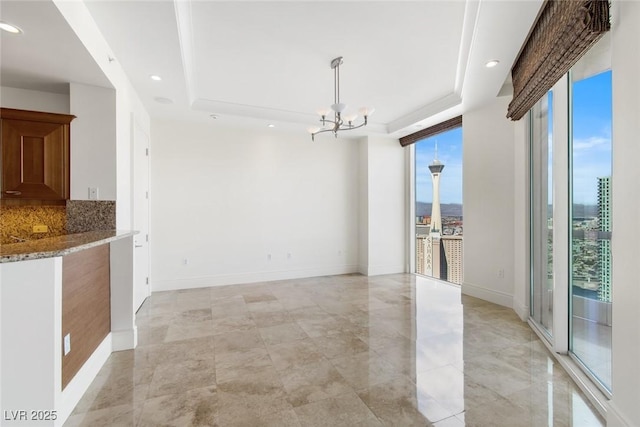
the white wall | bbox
[150,120,360,291]
[358,137,369,272]
[53,0,150,229]
[0,257,62,427]
[69,83,117,200]
[609,2,640,426]
[0,86,70,113]
[462,95,516,307]
[358,136,406,275]
[0,83,120,203]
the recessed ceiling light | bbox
[268,124,275,128]
[485,60,500,68]
[210,114,218,120]
[150,75,162,81]
[0,22,23,34]
[154,97,173,104]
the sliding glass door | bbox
[529,34,612,393]
[530,91,554,337]
[570,65,612,392]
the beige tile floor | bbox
[64,274,605,426]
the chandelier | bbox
[308,56,375,141]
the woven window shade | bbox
[507,0,610,121]
[399,116,462,147]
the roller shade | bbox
[507,0,610,121]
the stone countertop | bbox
[0,230,137,263]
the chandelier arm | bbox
[337,121,367,132]
[311,128,336,138]
[310,120,368,141]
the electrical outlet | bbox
[33,225,48,233]
[64,334,71,355]
[88,187,99,200]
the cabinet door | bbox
[1,119,70,200]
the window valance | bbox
[399,115,462,147]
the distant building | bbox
[416,235,427,275]
[416,215,431,225]
[442,236,463,285]
[416,224,431,236]
[415,145,464,284]
[598,176,611,302]
[428,159,444,234]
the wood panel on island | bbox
[0,107,75,203]
[61,244,111,390]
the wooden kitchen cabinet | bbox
[1,108,75,200]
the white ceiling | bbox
[0,0,111,93]
[1,0,544,138]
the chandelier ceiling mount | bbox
[308,56,374,141]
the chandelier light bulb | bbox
[316,107,331,117]
[307,126,320,134]
[358,107,375,117]
[343,113,358,123]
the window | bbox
[530,91,554,337]
[529,34,612,394]
[414,127,463,284]
[570,66,612,392]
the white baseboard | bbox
[512,298,529,321]
[362,264,405,277]
[57,334,112,427]
[461,281,513,308]
[358,264,369,276]
[607,402,633,427]
[111,327,137,351]
[153,265,359,291]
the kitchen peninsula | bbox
[0,229,137,427]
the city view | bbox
[415,128,463,284]
[571,177,611,303]
[571,69,613,305]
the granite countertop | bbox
[0,230,137,263]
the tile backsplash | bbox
[0,205,66,244]
[66,200,116,233]
[0,200,117,244]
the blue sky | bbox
[571,70,612,205]
[415,70,612,206]
[415,127,463,204]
